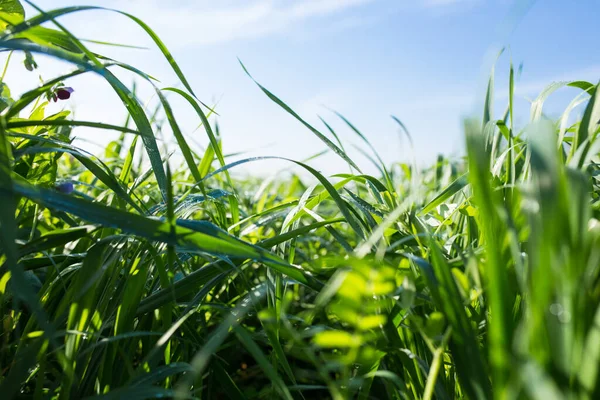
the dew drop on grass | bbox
[549,303,563,316]
[55,181,74,194]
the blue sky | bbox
[4,0,600,176]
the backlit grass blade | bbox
[0,0,24,23]
[391,115,414,148]
[190,155,365,238]
[319,116,347,155]
[162,87,241,227]
[574,83,600,165]
[0,39,170,201]
[465,118,514,395]
[530,80,594,122]
[11,133,145,213]
[420,174,468,215]
[18,226,93,258]
[332,110,394,191]
[6,119,141,135]
[8,3,215,110]
[3,68,87,119]
[155,89,202,184]
[161,88,224,167]
[259,218,345,248]
[119,135,139,183]
[239,59,362,172]
[10,179,321,288]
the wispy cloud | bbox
[421,0,481,7]
[419,0,482,15]
[45,0,375,48]
[388,63,600,116]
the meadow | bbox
[1,1,600,399]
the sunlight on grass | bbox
[1,1,600,399]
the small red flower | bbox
[55,87,74,101]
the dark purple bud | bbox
[56,181,74,194]
[56,87,74,100]
[52,94,58,102]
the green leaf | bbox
[0,1,24,30]
[420,174,468,215]
[18,226,94,258]
[0,39,170,202]
[530,80,594,121]
[0,81,14,112]
[9,179,321,289]
[155,88,202,184]
[313,330,362,348]
[575,83,600,162]
[0,0,24,16]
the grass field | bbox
[1,1,600,399]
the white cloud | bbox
[388,63,600,116]
[421,0,480,8]
[29,0,374,48]
[417,0,482,16]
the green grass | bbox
[1,1,600,399]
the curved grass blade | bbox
[18,226,94,258]
[234,325,294,400]
[239,59,361,172]
[202,155,365,238]
[7,4,214,109]
[331,110,394,190]
[259,218,345,248]
[11,133,145,213]
[4,68,88,119]
[574,83,600,162]
[162,87,233,190]
[155,88,202,184]
[420,174,468,215]
[0,40,169,201]
[173,283,268,399]
[530,80,594,122]
[8,179,321,289]
[6,119,141,135]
